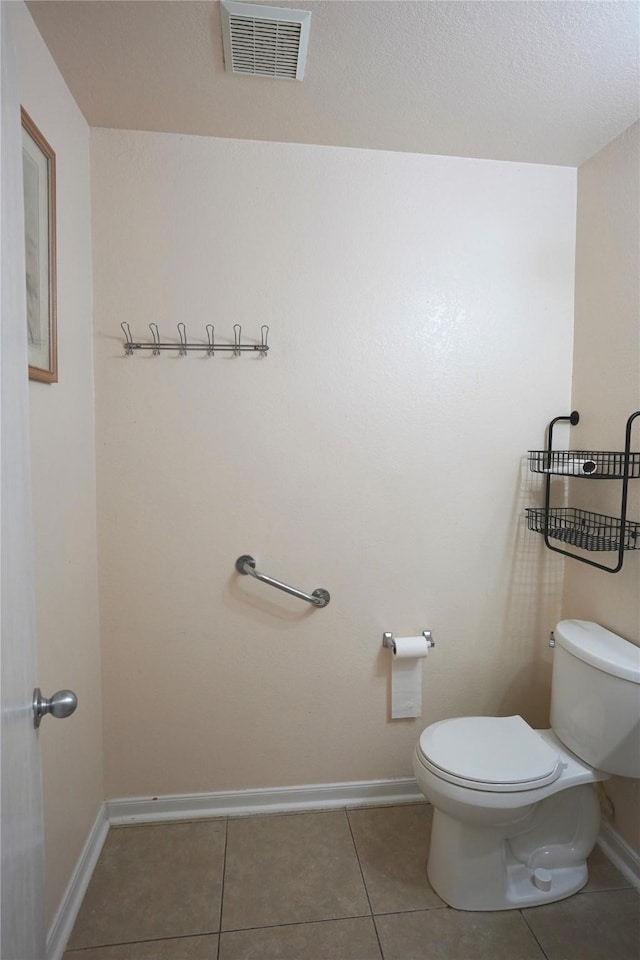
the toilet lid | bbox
[417,716,563,792]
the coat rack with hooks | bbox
[526,410,640,574]
[121,322,269,357]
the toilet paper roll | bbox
[568,459,597,475]
[544,458,597,476]
[392,636,431,659]
[391,636,430,719]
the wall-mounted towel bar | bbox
[235,555,330,608]
[121,322,269,357]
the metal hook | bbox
[206,324,215,357]
[149,323,160,356]
[233,323,241,357]
[177,322,187,357]
[261,325,269,357]
[121,321,134,355]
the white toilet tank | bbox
[550,620,640,778]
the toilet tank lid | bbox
[555,620,640,684]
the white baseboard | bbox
[46,802,110,960]
[597,820,640,891]
[106,777,424,825]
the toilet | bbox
[412,620,640,911]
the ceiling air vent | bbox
[221,1,311,80]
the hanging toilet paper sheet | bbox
[390,635,430,719]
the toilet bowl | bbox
[412,621,640,911]
[413,720,605,909]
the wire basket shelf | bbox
[526,507,640,552]
[528,450,640,479]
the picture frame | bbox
[21,108,57,383]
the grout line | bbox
[344,809,374,917]
[519,908,551,960]
[110,816,229,829]
[579,882,632,895]
[370,915,385,959]
[220,913,374,935]
[344,808,385,960]
[219,907,454,937]
[574,887,639,899]
[216,818,230,960]
[63,931,219,953]
[225,806,355,822]
[345,800,428,811]
[370,906,448,917]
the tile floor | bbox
[64,803,639,960]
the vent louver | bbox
[221,2,311,80]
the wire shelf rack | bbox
[525,410,640,572]
[526,507,640,553]
[528,450,640,479]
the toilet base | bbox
[427,784,599,911]
[428,828,588,911]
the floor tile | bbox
[375,908,546,960]
[219,917,382,960]
[523,888,640,960]
[67,822,226,949]
[221,811,370,931]
[347,804,443,913]
[63,934,217,959]
[582,843,632,892]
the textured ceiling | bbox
[26,0,640,166]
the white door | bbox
[0,5,46,957]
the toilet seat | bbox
[417,716,563,792]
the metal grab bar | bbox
[235,555,330,608]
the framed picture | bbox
[21,108,57,383]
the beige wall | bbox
[91,129,576,800]
[563,120,640,852]
[12,1,104,928]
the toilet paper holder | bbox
[383,630,434,652]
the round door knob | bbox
[33,688,78,728]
